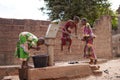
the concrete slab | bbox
[2,75,19,80]
[0,65,20,80]
[27,63,92,80]
[0,58,107,80]
[79,59,108,64]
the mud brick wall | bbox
[93,15,112,58]
[0,15,112,65]
[0,18,50,65]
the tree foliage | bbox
[111,11,118,30]
[40,0,118,29]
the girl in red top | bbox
[61,16,80,52]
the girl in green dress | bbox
[15,32,45,68]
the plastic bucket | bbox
[32,54,48,68]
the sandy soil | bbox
[73,58,120,80]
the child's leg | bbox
[90,46,97,64]
[21,61,27,68]
[21,58,29,69]
[94,59,97,64]
[68,38,72,52]
[83,44,88,57]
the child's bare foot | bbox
[89,59,94,64]
[94,59,97,64]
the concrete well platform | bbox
[27,59,107,80]
[27,63,92,80]
[1,59,107,80]
[0,65,20,80]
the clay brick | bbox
[4,53,15,65]
[0,18,13,25]
[18,25,24,30]
[0,25,14,31]
[28,20,37,26]
[39,27,48,31]
[0,54,5,65]
[13,19,25,25]
[0,45,16,52]
[0,38,17,45]
[0,32,12,39]
[11,26,22,31]
[40,20,51,25]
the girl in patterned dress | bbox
[81,18,97,64]
[15,32,45,68]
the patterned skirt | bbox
[15,41,29,59]
[83,36,97,59]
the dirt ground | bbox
[2,58,120,80]
[73,58,120,80]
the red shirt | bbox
[62,20,76,37]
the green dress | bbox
[15,32,38,59]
